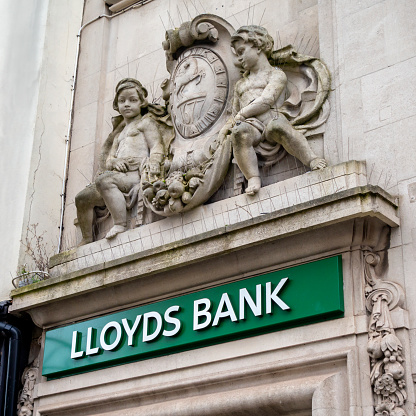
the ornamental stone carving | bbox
[74,14,331,243]
[363,227,408,415]
[141,15,331,217]
[17,336,41,416]
[75,79,174,244]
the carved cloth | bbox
[244,117,285,167]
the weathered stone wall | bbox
[4,1,416,415]
[0,0,84,299]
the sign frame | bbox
[43,256,344,379]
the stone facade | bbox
[2,0,416,415]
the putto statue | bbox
[75,78,173,245]
[219,25,327,195]
[74,15,331,244]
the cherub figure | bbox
[75,78,167,245]
[220,25,327,195]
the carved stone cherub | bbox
[219,25,327,195]
[75,78,167,245]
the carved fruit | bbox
[143,187,155,201]
[189,177,202,191]
[184,168,204,181]
[367,338,383,359]
[153,180,167,192]
[153,189,170,207]
[168,198,183,213]
[142,181,152,190]
[181,191,193,204]
[168,180,185,199]
[384,361,404,379]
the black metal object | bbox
[0,301,32,416]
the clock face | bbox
[171,46,228,139]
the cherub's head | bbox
[231,25,274,58]
[113,78,149,115]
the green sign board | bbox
[43,256,343,379]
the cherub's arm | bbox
[141,118,165,175]
[106,134,129,172]
[238,70,287,119]
[218,84,241,140]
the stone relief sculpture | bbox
[17,336,42,416]
[75,78,173,244]
[75,15,331,242]
[218,25,327,195]
[17,358,39,416]
[362,224,408,416]
[139,15,240,217]
[140,14,330,217]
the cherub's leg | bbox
[231,122,263,195]
[75,184,104,245]
[96,171,139,239]
[265,114,326,170]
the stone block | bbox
[362,56,416,133]
[341,1,386,80]
[71,101,99,151]
[65,143,96,202]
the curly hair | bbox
[231,25,274,58]
[112,78,149,112]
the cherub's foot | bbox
[105,225,126,240]
[310,158,327,170]
[245,176,261,195]
[78,237,93,247]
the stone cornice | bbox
[9,161,399,327]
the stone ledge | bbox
[9,161,399,325]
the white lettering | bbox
[143,312,163,342]
[239,285,262,320]
[100,321,122,351]
[266,279,290,313]
[122,315,142,346]
[70,331,84,359]
[193,298,211,330]
[163,306,181,337]
[212,293,237,326]
[86,327,100,355]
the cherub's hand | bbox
[149,162,161,176]
[217,123,232,145]
[113,159,128,172]
[234,112,246,123]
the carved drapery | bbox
[364,246,408,416]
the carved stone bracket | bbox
[364,247,408,416]
[17,337,41,416]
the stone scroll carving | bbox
[75,15,331,243]
[363,228,408,415]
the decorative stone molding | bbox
[17,337,41,416]
[17,360,39,416]
[364,236,408,415]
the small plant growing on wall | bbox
[13,224,52,288]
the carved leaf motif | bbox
[363,244,408,416]
[381,333,402,354]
